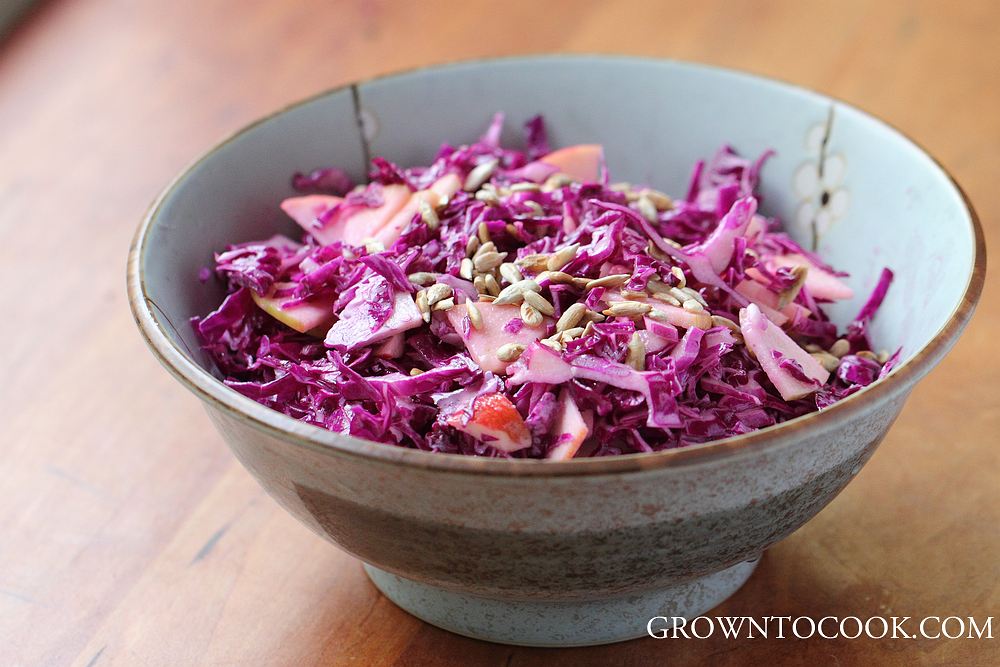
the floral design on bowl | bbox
[794,122,850,241]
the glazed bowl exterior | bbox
[128,56,984,646]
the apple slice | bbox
[373,333,404,359]
[769,253,854,301]
[739,303,830,400]
[734,279,814,326]
[448,392,531,453]
[539,144,604,182]
[251,282,335,333]
[324,277,423,350]
[546,391,590,460]
[445,302,549,374]
[340,184,411,246]
[280,195,343,245]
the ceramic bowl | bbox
[128,56,985,647]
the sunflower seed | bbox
[682,299,705,313]
[524,200,545,216]
[477,221,491,244]
[670,266,687,288]
[499,262,524,284]
[680,286,708,307]
[474,251,507,272]
[478,294,496,303]
[710,315,741,334]
[542,173,573,191]
[475,189,500,205]
[652,292,682,306]
[473,275,487,294]
[475,241,496,257]
[669,286,690,303]
[610,182,633,193]
[830,338,851,358]
[857,350,878,361]
[464,158,499,192]
[484,273,501,296]
[556,302,587,332]
[626,332,646,370]
[459,257,474,280]
[506,223,519,239]
[432,297,455,312]
[545,271,576,285]
[515,253,550,272]
[496,342,526,362]
[425,283,453,306]
[605,301,652,318]
[637,195,658,223]
[584,309,606,323]
[811,350,841,372]
[415,290,431,323]
[878,350,890,364]
[409,368,423,376]
[465,235,480,257]
[364,239,385,254]
[419,199,439,228]
[520,302,544,327]
[522,290,555,316]
[510,181,541,192]
[641,189,673,210]
[777,266,808,309]
[539,338,562,351]
[547,243,580,271]
[562,326,585,338]
[647,241,671,262]
[466,301,483,330]
[494,283,526,305]
[621,289,648,299]
[585,274,631,290]
[408,272,436,286]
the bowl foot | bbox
[364,558,759,647]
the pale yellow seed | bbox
[432,298,455,312]
[475,189,499,205]
[484,274,501,297]
[547,243,580,271]
[506,223,519,238]
[424,283,453,306]
[586,274,631,290]
[621,289,648,299]
[857,350,878,361]
[546,271,576,285]
[478,294,496,303]
[522,290,555,316]
[474,251,507,272]
[641,189,674,211]
[520,303,544,327]
[681,286,709,307]
[682,299,705,313]
[465,235,480,257]
[626,332,646,370]
[495,343,526,362]
[419,199,439,228]
[830,338,851,358]
[539,338,561,351]
[473,275,487,294]
[637,195,658,223]
[524,200,545,217]
[409,368,423,376]
[556,303,587,332]
[494,283,526,306]
[778,266,808,309]
[466,301,483,330]
[477,221,491,244]
[710,315,741,334]
[605,301,652,318]
[475,241,496,257]
[510,181,541,192]
[584,310,606,324]
[542,173,573,191]
[811,351,841,373]
[499,262,524,285]
[878,350,890,364]
[407,272,436,286]
[670,266,687,288]
[652,292,682,307]
[464,158,499,192]
[459,257,474,280]
[562,326,585,338]
[415,290,431,323]
[515,253,550,272]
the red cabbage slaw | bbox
[192,114,898,459]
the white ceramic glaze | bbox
[128,56,985,646]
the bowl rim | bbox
[127,54,986,477]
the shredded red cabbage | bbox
[192,115,897,459]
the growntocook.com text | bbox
[647,616,995,640]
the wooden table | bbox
[2,1,997,664]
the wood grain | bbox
[1,0,997,664]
